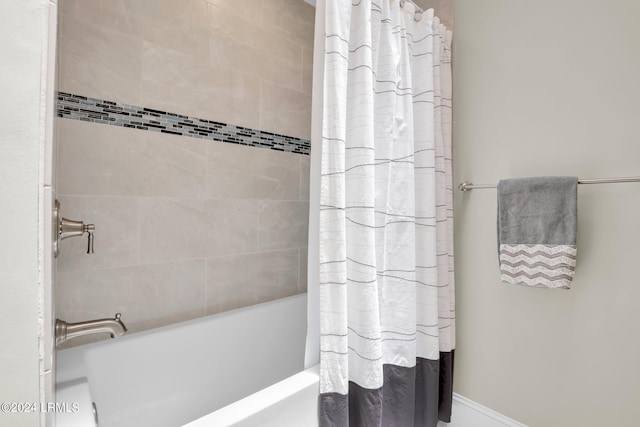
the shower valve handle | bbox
[86,225,95,254]
[54,200,96,257]
[59,216,95,254]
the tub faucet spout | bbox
[55,313,127,346]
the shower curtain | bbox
[318,1,454,426]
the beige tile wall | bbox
[59,0,314,139]
[55,0,314,347]
[414,0,454,30]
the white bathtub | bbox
[56,294,315,427]
[186,365,319,427]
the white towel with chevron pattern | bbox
[497,177,578,289]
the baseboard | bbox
[437,393,528,427]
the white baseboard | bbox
[437,393,528,427]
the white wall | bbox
[454,0,640,426]
[0,0,56,426]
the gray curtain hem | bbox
[320,350,455,427]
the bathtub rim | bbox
[57,293,307,355]
[56,293,308,397]
[184,364,319,427]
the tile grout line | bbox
[57,247,306,275]
[56,194,311,202]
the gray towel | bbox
[497,177,578,289]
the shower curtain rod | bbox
[458,176,640,191]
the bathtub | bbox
[56,294,317,427]
[185,365,319,427]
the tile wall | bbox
[414,0,454,30]
[58,0,314,139]
[55,0,314,347]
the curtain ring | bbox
[414,11,422,22]
[400,0,405,8]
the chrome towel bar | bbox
[458,176,640,192]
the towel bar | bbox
[458,176,640,191]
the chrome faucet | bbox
[55,313,127,346]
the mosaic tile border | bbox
[56,92,310,155]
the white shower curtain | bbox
[318,0,454,426]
